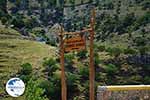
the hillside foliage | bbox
[0,0,149,100]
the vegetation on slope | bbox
[0,0,150,99]
[0,27,55,99]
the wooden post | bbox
[89,8,95,100]
[60,27,67,100]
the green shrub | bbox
[25,78,49,100]
[134,37,147,46]
[106,47,112,52]
[43,58,57,67]
[143,76,150,84]
[65,53,74,64]
[67,72,80,98]
[98,45,105,52]
[1,16,7,24]
[20,74,31,83]
[94,44,105,52]
[78,65,89,79]
[43,58,58,75]
[67,72,80,86]
[94,44,99,52]
[94,52,101,67]
[21,63,32,75]
[141,0,150,10]
[41,71,62,100]
[11,15,25,28]
[104,64,118,75]
[124,48,137,55]
[139,46,149,55]
[106,47,123,57]
[142,64,150,71]
[64,53,75,71]
[128,75,142,84]
[136,11,150,27]
[77,50,87,59]
[39,80,59,99]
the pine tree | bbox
[0,0,7,14]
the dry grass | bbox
[0,28,56,98]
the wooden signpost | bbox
[59,9,95,100]
[64,36,86,52]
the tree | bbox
[115,13,136,34]
[11,14,25,28]
[21,63,32,75]
[141,0,150,10]
[48,0,57,7]
[0,0,7,14]
[43,58,58,76]
[134,36,149,55]
[96,15,117,40]
[136,11,150,26]
[20,63,32,82]
[24,16,38,29]
[123,13,136,28]
[21,0,29,10]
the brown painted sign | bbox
[64,36,86,52]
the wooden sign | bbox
[59,8,95,100]
[64,36,86,52]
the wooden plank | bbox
[64,36,86,52]
[65,37,83,43]
[65,42,86,52]
[59,28,92,35]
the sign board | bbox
[64,36,86,52]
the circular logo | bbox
[6,78,25,97]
